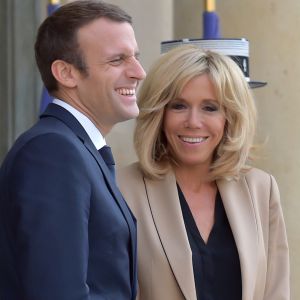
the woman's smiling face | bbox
[163,73,226,169]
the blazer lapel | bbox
[83,140,138,292]
[217,177,259,300]
[144,172,197,300]
[41,104,137,289]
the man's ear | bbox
[51,60,79,88]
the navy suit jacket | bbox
[0,104,137,300]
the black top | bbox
[177,185,242,300]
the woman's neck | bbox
[173,163,214,193]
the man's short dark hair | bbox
[35,0,132,93]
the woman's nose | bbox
[185,109,203,129]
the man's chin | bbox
[125,106,140,119]
[116,108,139,123]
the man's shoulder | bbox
[1,117,82,171]
[14,117,73,148]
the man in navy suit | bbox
[0,1,145,299]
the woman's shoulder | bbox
[238,167,278,198]
[219,167,275,188]
[116,162,151,211]
[117,161,144,186]
[243,167,273,182]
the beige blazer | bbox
[117,163,290,300]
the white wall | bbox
[105,0,173,165]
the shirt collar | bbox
[53,98,106,150]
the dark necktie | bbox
[99,145,116,179]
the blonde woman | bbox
[117,45,289,300]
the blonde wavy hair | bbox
[134,45,257,181]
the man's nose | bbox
[127,57,146,80]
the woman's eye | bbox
[169,103,186,110]
[203,105,218,112]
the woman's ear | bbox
[51,60,78,88]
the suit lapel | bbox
[217,177,259,300]
[144,172,197,300]
[83,140,138,292]
[41,104,137,290]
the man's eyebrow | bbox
[106,51,140,59]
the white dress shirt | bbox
[52,99,105,150]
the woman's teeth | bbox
[180,136,207,143]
